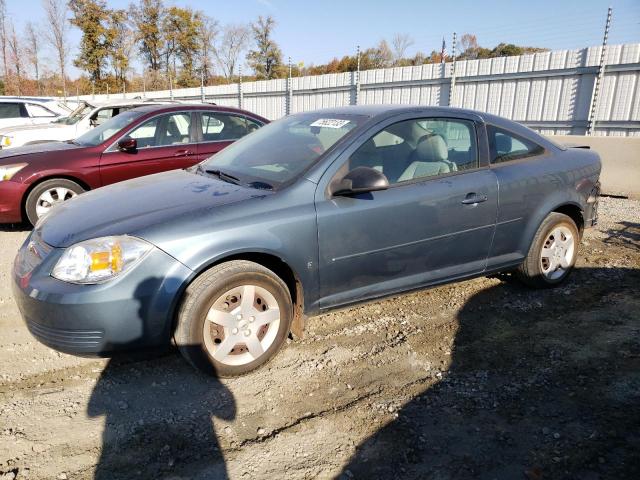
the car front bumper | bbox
[0,180,27,223]
[12,232,193,355]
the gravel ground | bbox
[0,197,639,480]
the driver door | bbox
[315,114,498,309]
[99,111,198,186]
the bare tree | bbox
[0,0,7,82]
[391,33,414,64]
[198,15,218,84]
[24,22,41,93]
[42,0,69,98]
[215,24,250,81]
[7,23,20,94]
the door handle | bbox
[174,149,193,157]
[461,193,488,205]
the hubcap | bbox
[203,285,280,366]
[540,226,575,280]
[35,187,78,218]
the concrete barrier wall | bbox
[548,135,640,198]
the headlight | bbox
[52,236,153,284]
[1,135,12,147]
[0,162,27,180]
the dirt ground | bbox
[0,197,638,480]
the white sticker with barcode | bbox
[309,118,351,129]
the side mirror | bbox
[333,166,390,196]
[117,137,137,153]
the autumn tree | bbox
[131,0,164,72]
[0,0,7,82]
[215,24,249,81]
[7,24,21,94]
[162,6,203,86]
[69,0,111,82]
[246,16,283,80]
[107,9,134,85]
[391,33,414,65]
[198,15,218,84]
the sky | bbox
[3,0,640,78]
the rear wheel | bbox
[174,260,293,377]
[517,212,579,288]
[25,178,84,226]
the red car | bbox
[0,104,268,225]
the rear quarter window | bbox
[487,125,545,164]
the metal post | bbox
[448,32,457,106]
[354,45,361,105]
[286,56,293,115]
[200,71,205,102]
[106,84,109,99]
[122,79,126,98]
[587,7,612,136]
[92,82,95,100]
[142,72,146,99]
[76,86,79,103]
[169,75,174,101]
[238,66,244,109]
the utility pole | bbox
[354,45,361,105]
[286,56,293,115]
[238,65,244,109]
[200,71,205,102]
[448,32,457,106]
[587,7,612,135]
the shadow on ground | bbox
[339,267,640,479]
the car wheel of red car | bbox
[174,260,293,377]
[25,178,85,226]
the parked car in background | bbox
[0,103,267,225]
[0,99,169,149]
[0,97,71,131]
[11,105,601,377]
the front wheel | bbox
[25,178,84,226]
[174,260,293,377]
[517,212,580,288]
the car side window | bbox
[346,117,478,184]
[0,103,24,118]
[93,108,116,126]
[125,113,193,148]
[487,125,544,164]
[25,104,57,118]
[201,113,252,142]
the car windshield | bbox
[74,110,144,147]
[53,102,93,125]
[200,113,365,188]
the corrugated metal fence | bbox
[85,43,640,136]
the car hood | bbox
[0,122,74,136]
[0,141,80,161]
[38,169,275,248]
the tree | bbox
[69,0,111,82]
[459,33,479,60]
[43,0,69,97]
[198,15,218,84]
[246,16,283,80]
[7,24,21,94]
[162,6,203,86]
[215,24,249,81]
[131,0,164,72]
[24,22,41,93]
[0,0,7,81]
[391,33,414,65]
[106,9,134,86]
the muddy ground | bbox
[0,197,638,480]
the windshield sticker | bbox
[309,118,351,129]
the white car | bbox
[0,97,71,130]
[0,99,166,149]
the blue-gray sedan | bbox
[12,106,601,376]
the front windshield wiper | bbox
[204,168,241,185]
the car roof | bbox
[127,103,269,120]
[0,96,61,104]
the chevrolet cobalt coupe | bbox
[13,106,601,376]
[0,104,266,225]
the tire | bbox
[25,178,85,226]
[174,260,293,377]
[517,212,580,288]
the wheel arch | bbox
[21,174,91,221]
[520,198,585,256]
[175,250,306,339]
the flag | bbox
[441,37,446,64]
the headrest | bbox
[495,133,512,154]
[415,134,448,162]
